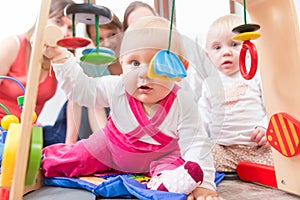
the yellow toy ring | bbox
[1,123,20,187]
[1,124,43,187]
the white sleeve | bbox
[52,55,119,109]
[198,80,213,137]
[177,89,216,191]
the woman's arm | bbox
[0,36,20,78]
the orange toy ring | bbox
[239,40,258,80]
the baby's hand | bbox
[187,187,225,200]
[250,126,269,147]
[43,45,70,63]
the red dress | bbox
[0,34,57,119]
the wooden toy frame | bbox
[234,0,300,196]
[6,0,51,199]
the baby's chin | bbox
[132,91,163,103]
[220,68,239,76]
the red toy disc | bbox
[57,37,91,49]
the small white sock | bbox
[147,161,203,194]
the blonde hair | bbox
[205,14,243,49]
[120,16,184,58]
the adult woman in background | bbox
[123,1,158,31]
[0,0,74,120]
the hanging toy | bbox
[80,10,116,65]
[148,0,187,82]
[57,1,101,49]
[232,0,260,80]
[57,1,116,66]
[74,0,116,65]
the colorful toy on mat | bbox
[236,161,277,188]
[147,0,187,82]
[1,124,43,186]
[0,76,43,199]
[232,0,260,80]
[266,112,300,157]
[94,172,151,184]
[236,112,300,189]
[0,103,18,143]
[0,76,37,127]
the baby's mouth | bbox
[138,84,152,93]
[139,85,150,89]
[222,60,232,65]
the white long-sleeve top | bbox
[199,71,267,146]
[52,55,217,191]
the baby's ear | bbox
[205,51,209,57]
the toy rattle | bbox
[148,0,188,82]
[56,2,92,49]
[232,0,260,80]
[58,0,116,65]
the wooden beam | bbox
[153,0,176,23]
[9,0,51,199]
[230,0,236,13]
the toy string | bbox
[95,14,100,53]
[0,76,26,93]
[72,14,76,37]
[243,0,247,24]
[0,103,10,115]
[167,0,176,52]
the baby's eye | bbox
[232,42,240,47]
[109,33,117,37]
[213,45,221,50]
[54,18,62,26]
[131,60,140,67]
[67,26,72,32]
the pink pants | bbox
[42,129,184,178]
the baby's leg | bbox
[147,161,203,194]
[42,139,110,178]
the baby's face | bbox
[120,49,174,105]
[206,30,241,76]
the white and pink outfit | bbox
[42,56,216,194]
